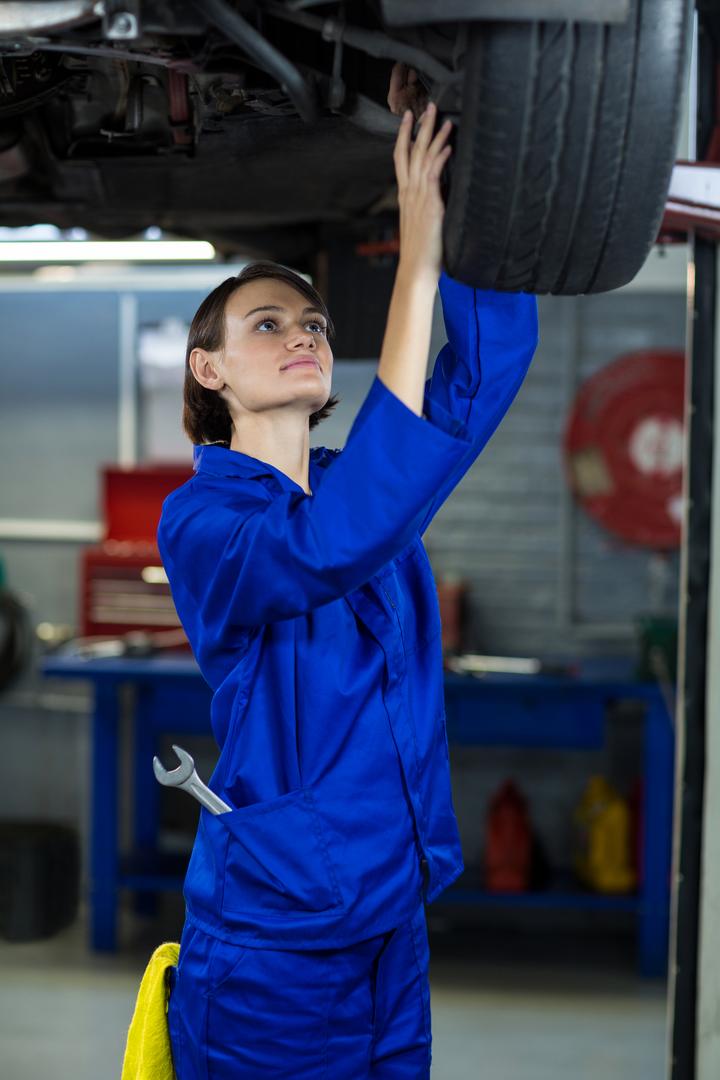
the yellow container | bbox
[574,776,637,893]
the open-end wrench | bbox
[153,744,231,815]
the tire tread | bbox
[442,0,692,296]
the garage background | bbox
[0,245,687,899]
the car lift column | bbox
[666,4,720,1078]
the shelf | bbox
[436,870,641,912]
[436,888,640,912]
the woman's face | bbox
[205,277,334,425]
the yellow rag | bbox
[121,941,180,1080]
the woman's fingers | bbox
[409,101,437,165]
[429,118,454,158]
[429,143,453,181]
[395,97,454,193]
[392,109,413,188]
[409,106,453,183]
[406,105,435,185]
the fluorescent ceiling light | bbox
[0,240,216,262]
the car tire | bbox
[441,0,693,295]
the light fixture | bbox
[0,240,216,262]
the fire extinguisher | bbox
[484,780,533,893]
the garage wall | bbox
[423,287,685,659]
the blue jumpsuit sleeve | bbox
[415,270,539,536]
[157,372,477,630]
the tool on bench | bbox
[153,744,231,815]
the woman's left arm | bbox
[415,272,539,536]
[386,63,539,536]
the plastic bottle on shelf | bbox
[484,779,532,893]
[574,775,637,893]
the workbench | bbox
[40,654,673,976]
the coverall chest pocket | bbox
[208,786,345,917]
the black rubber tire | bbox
[442,0,693,295]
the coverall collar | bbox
[192,442,319,496]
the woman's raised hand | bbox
[393,101,453,284]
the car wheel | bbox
[441,0,693,295]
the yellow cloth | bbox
[121,942,180,1080]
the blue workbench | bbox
[441,663,674,977]
[40,653,673,976]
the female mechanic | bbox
[157,63,539,1080]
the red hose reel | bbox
[564,349,686,549]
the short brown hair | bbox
[182,260,340,445]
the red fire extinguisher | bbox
[484,780,533,893]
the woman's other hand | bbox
[393,101,453,284]
[387,62,428,120]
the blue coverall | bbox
[157,271,539,1078]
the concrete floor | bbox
[0,900,669,1080]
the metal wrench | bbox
[153,744,231,815]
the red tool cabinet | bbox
[79,464,192,639]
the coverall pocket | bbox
[204,936,248,998]
[215,786,345,917]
